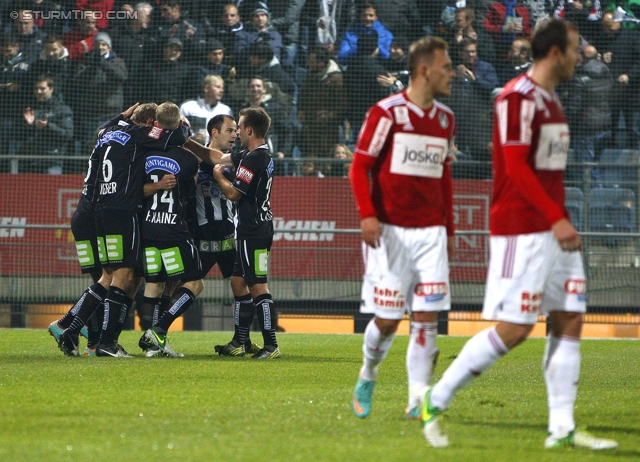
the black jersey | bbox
[231,144,274,239]
[193,161,235,240]
[143,146,200,241]
[95,117,189,212]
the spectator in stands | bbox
[154,0,206,61]
[447,38,498,164]
[144,37,194,104]
[344,29,390,136]
[328,143,352,177]
[0,33,30,165]
[77,0,114,30]
[20,0,64,35]
[369,0,422,44]
[180,74,233,144]
[525,0,552,24]
[210,3,250,68]
[112,1,155,105]
[593,9,640,149]
[268,0,305,69]
[4,7,45,64]
[558,45,612,187]
[483,0,532,62]
[28,35,71,97]
[242,75,289,160]
[448,7,497,65]
[336,1,394,65]
[62,10,99,61]
[499,37,532,84]
[300,0,354,55]
[18,75,73,174]
[242,40,295,94]
[553,0,603,39]
[67,32,128,155]
[297,46,345,159]
[376,36,410,95]
[245,2,284,62]
[196,38,234,83]
[300,160,325,176]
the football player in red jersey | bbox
[348,37,457,420]
[421,19,618,450]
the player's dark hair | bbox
[207,114,235,135]
[131,102,157,124]
[239,106,271,139]
[531,19,577,60]
[408,36,449,78]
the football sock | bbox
[100,286,128,345]
[254,294,278,349]
[406,321,439,409]
[155,288,196,333]
[430,327,508,410]
[360,319,395,382]
[544,335,580,437]
[66,283,107,335]
[86,310,101,348]
[157,295,172,324]
[58,288,90,328]
[114,295,134,341]
[139,296,159,331]
[233,294,254,346]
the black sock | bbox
[59,288,90,328]
[86,309,101,348]
[233,294,254,346]
[139,296,159,331]
[254,293,278,349]
[67,283,107,335]
[155,287,196,333]
[100,287,127,345]
[114,296,134,342]
[157,295,172,324]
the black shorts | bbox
[196,235,236,278]
[143,238,202,283]
[94,209,142,270]
[71,207,101,274]
[232,236,272,286]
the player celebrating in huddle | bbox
[421,19,618,450]
[348,37,457,419]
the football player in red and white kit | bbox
[421,19,618,450]
[349,37,457,420]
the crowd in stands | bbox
[2,0,640,175]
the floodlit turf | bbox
[0,329,638,462]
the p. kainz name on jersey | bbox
[145,211,177,224]
[390,133,449,178]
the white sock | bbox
[431,327,508,410]
[406,321,439,409]
[359,319,395,382]
[544,335,580,437]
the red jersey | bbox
[491,74,570,235]
[349,92,456,234]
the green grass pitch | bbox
[0,329,638,461]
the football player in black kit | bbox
[186,115,261,356]
[53,103,156,356]
[214,107,280,359]
[185,107,280,358]
[137,143,203,358]
[93,102,190,357]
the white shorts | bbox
[483,231,587,325]
[360,224,451,320]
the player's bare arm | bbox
[143,174,176,198]
[212,164,242,201]
[184,139,231,166]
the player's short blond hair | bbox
[156,102,181,130]
[408,36,449,78]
